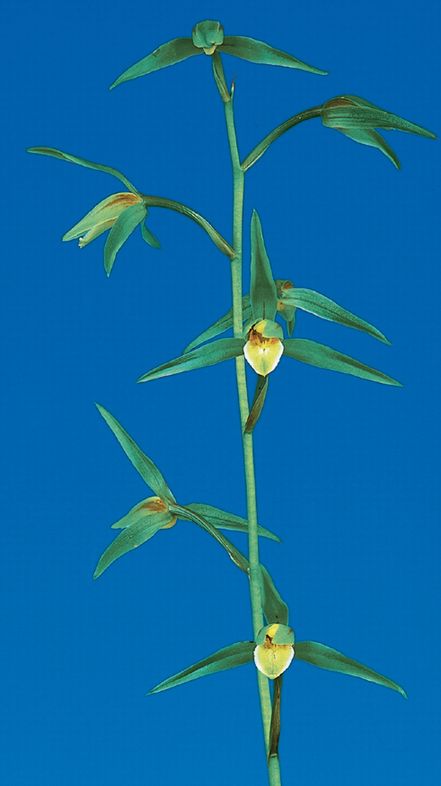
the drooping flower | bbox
[63,192,144,248]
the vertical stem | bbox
[214,55,282,786]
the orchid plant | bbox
[28,19,435,786]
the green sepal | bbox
[269,676,283,760]
[283,288,390,344]
[148,640,255,695]
[284,338,401,386]
[27,146,139,194]
[142,196,234,259]
[185,502,280,542]
[245,375,269,434]
[93,511,170,578]
[250,210,277,321]
[96,405,176,502]
[322,95,436,137]
[183,296,252,353]
[192,20,224,51]
[104,203,146,276]
[110,38,201,89]
[141,220,160,249]
[336,127,401,168]
[171,504,249,573]
[256,623,295,646]
[220,35,327,75]
[138,338,245,383]
[261,565,289,625]
[295,640,407,698]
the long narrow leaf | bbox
[284,338,401,386]
[250,211,277,321]
[261,565,289,625]
[295,641,407,698]
[283,288,390,344]
[110,38,201,89]
[27,146,139,194]
[184,296,252,353]
[185,502,280,542]
[96,405,176,502]
[104,203,146,276]
[149,641,255,694]
[221,36,327,75]
[94,513,167,578]
[138,338,244,383]
[143,196,234,258]
[173,504,249,573]
[245,375,269,434]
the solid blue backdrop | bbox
[2,1,440,784]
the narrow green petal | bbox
[173,504,249,573]
[185,502,280,542]
[141,221,161,249]
[148,641,255,694]
[221,36,327,75]
[104,203,146,276]
[110,38,201,89]
[250,211,277,321]
[96,404,176,502]
[183,296,252,354]
[295,641,407,698]
[283,288,390,343]
[261,565,289,625]
[94,513,168,578]
[138,338,245,383]
[284,338,401,386]
[27,147,139,193]
[245,375,269,434]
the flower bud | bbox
[192,20,224,55]
[243,320,284,376]
[141,496,177,529]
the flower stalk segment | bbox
[213,54,282,786]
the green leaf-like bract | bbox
[110,38,201,89]
[104,203,147,276]
[138,338,245,383]
[185,502,280,542]
[27,146,139,194]
[220,36,327,75]
[94,511,170,578]
[261,565,289,625]
[284,339,401,386]
[184,296,252,353]
[149,640,255,694]
[250,211,277,321]
[295,641,407,698]
[96,405,176,502]
[245,375,269,434]
[283,288,390,344]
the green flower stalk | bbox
[27,16,435,786]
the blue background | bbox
[2,1,440,784]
